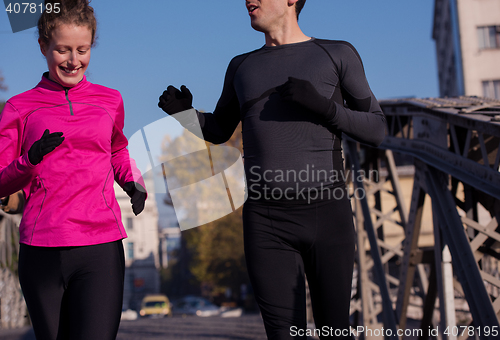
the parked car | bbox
[171,296,221,317]
[139,294,172,317]
[220,307,243,318]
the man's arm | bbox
[159,56,244,145]
[278,41,386,147]
[328,41,386,147]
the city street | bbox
[0,314,268,340]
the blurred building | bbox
[150,169,181,269]
[0,211,25,329]
[159,222,181,269]
[433,0,500,98]
[114,174,160,311]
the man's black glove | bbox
[277,77,336,120]
[28,129,64,165]
[123,182,146,216]
[158,85,193,115]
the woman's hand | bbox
[28,129,64,165]
[123,182,146,216]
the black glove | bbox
[158,85,193,115]
[123,182,146,216]
[28,129,64,165]
[277,77,336,119]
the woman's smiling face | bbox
[39,23,92,87]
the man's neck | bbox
[264,21,310,47]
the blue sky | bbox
[1,0,438,139]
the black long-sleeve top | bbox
[180,38,386,195]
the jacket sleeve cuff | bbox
[23,153,37,169]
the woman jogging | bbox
[0,1,146,339]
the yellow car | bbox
[139,294,171,317]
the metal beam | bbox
[347,140,399,339]
[424,164,499,338]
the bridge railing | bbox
[346,96,500,340]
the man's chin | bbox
[250,21,266,33]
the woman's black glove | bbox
[123,182,146,216]
[28,129,64,165]
[158,85,193,115]
[277,77,336,120]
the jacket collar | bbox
[37,72,90,93]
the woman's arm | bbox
[0,102,37,198]
[110,95,147,196]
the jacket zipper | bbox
[65,88,74,115]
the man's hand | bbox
[123,182,146,216]
[28,129,64,165]
[158,85,193,115]
[277,77,333,117]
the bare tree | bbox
[0,71,8,92]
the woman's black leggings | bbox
[18,240,125,340]
[243,193,356,339]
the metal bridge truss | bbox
[345,96,500,340]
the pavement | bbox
[0,314,269,340]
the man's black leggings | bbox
[18,240,125,340]
[243,192,356,340]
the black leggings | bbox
[18,240,125,340]
[243,194,356,339]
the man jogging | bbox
[159,1,386,339]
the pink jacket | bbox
[0,74,145,247]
